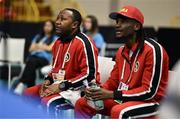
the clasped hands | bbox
[39,80,60,98]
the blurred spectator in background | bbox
[13,20,58,94]
[83,15,105,56]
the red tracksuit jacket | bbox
[49,32,100,88]
[103,38,169,103]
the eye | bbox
[56,16,59,21]
[116,19,124,24]
[62,17,67,20]
[116,20,118,24]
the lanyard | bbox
[61,41,72,70]
[52,41,72,70]
[52,44,61,68]
[121,49,140,84]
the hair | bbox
[136,25,145,50]
[64,8,82,27]
[44,20,56,34]
[36,20,56,45]
[86,15,98,33]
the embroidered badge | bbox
[65,53,70,62]
[134,61,139,72]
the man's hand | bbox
[85,88,113,101]
[39,80,51,98]
[46,84,60,94]
[40,83,60,97]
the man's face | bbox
[115,17,137,39]
[55,9,74,37]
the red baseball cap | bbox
[109,5,144,25]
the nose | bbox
[115,20,122,28]
[55,19,61,26]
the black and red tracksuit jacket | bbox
[103,38,169,103]
[48,32,100,88]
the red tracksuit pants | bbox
[23,85,69,114]
[75,97,159,119]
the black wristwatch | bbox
[59,80,72,91]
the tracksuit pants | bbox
[75,97,159,119]
[23,85,73,115]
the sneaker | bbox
[14,82,26,95]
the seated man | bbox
[23,8,99,114]
[75,5,169,119]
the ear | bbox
[133,23,141,31]
[72,21,79,29]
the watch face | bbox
[60,82,65,89]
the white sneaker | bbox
[14,83,26,95]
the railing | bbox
[27,0,40,22]
[11,0,40,22]
[0,0,86,22]
[0,0,51,22]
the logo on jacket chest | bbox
[65,53,70,62]
[134,61,140,72]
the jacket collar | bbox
[121,38,144,63]
[122,42,138,62]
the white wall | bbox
[118,0,180,28]
[76,0,180,28]
[76,0,111,25]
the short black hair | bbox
[64,8,82,27]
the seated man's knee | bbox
[22,85,41,96]
[111,104,130,119]
[22,88,29,96]
[75,97,87,109]
[111,105,122,118]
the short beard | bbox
[116,34,136,48]
[56,29,72,38]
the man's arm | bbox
[68,39,99,89]
[85,49,122,100]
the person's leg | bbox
[41,93,69,117]
[110,101,159,119]
[20,56,49,87]
[22,85,42,104]
[23,84,41,96]
[74,97,96,119]
[74,97,118,119]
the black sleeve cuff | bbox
[44,76,54,84]
[113,90,122,100]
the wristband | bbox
[113,90,122,100]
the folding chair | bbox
[0,37,25,90]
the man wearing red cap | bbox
[75,5,169,119]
